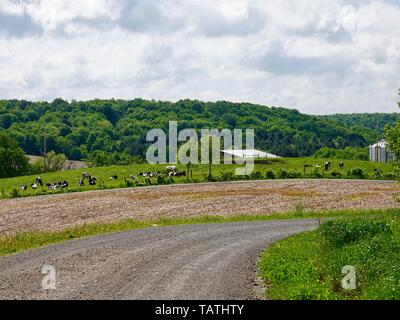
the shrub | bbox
[10,188,20,198]
[250,170,263,180]
[220,172,234,181]
[124,178,134,188]
[384,172,396,180]
[266,170,275,179]
[320,219,391,247]
[373,169,383,179]
[278,169,288,179]
[312,167,323,178]
[157,175,172,185]
[286,169,302,179]
[278,169,302,179]
[347,167,366,179]
[330,171,342,178]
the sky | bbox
[0,0,400,115]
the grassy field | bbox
[0,158,395,198]
[259,208,400,300]
[0,207,391,257]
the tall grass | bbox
[259,209,400,300]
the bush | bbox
[157,175,172,185]
[287,169,302,179]
[330,171,342,178]
[373,169,383,179]
[278,169,302,179]
[320,219,391,247]
[220,172,234,181]
[10,188,20,198]
[278,169,288,179]
[124,178,134,188]
[347,167,366,179]
[384,172,396,180]
[266,170,275,179]
[312,167,323,178]
[250,170,263,180]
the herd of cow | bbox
[18,166,185,192]
[304,161,345,172]
[18,163,347,192]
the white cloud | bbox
[0,0,25,16]
[0,0,399,114]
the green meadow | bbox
[0,158,394,199]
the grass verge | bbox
[258,208,400,300]
[0,208,395,258]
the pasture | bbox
[0,157,395,199]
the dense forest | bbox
[320,113,400,141]
[0,99,398,164]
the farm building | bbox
[369,139,395,163]
[222,149,281,159]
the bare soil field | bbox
[0,180,399,236]
[27,155,88,170]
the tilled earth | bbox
[0,179,399,236]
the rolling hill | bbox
[0,99,398,164]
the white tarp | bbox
[222,149,281,159]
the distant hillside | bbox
[0,99,398,164]
[320,113,400,142]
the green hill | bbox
[0,99,398,164]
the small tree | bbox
[0,132,30,178]
[46,151,67,171]
[385,90,400,178]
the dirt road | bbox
[0,219,318,300]
[0,179,398,236]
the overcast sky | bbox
[0,0,399,114]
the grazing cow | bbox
[78,179,85,186]
[82,172,91,179]
[35,177,43,187]
[110,175,118,180]
[89,178,97,185]
[339,162,345,169]
[149,172,159,178]
[31,183,38,190]
[61,181,69,188]
[166,166,177,173]
[46,183,57,191]
[325,162,330,171]
[19,185,28,191]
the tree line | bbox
[1,98,393,168]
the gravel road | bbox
[0,219,318,300]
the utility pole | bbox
[43,133,48,171]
